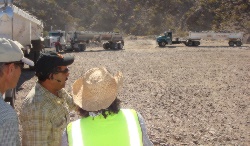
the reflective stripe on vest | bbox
[71,119,84,146]
[123,109,141,146]
[67,109,143,146]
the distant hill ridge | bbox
[14,0,249,42]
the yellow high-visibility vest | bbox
[67,109,143,146]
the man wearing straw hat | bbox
[20,51,78,146]
[61,67,153,146]
[0,38,34,146]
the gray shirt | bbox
[0,93,20,146]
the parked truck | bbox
[101,32,124,50]
[45,30,125,52]
[157,31,244,47]
[44,30,92,52]
[0,0,44,107]
[67,31,99,51]
[68,31,124,51]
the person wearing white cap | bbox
[61,67,153,146]
[0,38,34,146]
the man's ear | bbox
[6,63,15,76]
[3,63,15,81]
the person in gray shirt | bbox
[0,38,34,146]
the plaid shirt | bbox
[20,82,78,146]
[0,93,20,146]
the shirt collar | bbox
[36,82,60,98]
[35,82,68,104]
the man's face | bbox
[52,66,70,89]
[5,62,23,89]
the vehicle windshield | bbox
[49,32,61,37]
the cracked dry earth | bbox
[15,38,250,145]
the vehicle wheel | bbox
[103,43,106,49]
[188,41,193,46]
[110,43,118,50]
[193,41,200,46]
[236,41,242,46]
[64,48,73,52]
[117,43,123,50]
[159,42,166,47]
[228,41,234,47]
[78,44,86,51]
[82,44,86,51]
[103,43,109,50]
[74,48,80,52]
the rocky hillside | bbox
[14,0,249,41]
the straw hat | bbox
[72,67,123,111]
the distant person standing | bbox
[0,38,34,146]
[20,51,78,146]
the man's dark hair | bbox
[36,67,59,82]
[78,98,121,118]
[36,72,51,82]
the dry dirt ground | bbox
[15,37,250,146]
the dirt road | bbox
[15,38,250,145]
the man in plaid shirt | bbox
[20,51,78,146]
[0,38,34,146]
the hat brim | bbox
[72,67,123,111]
[21,57,34,66]
[57,55,74,66]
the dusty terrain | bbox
[15,38,250,145]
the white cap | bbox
[0,38,34,66]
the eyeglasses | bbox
[54,68,69,74]
[5,61,24,69]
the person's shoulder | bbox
[0,99,15,113]
[0,118,19,133]
[22,94,43,106]
[0,102,18,123]
[20,97,52,120]
[21,92,48,113]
